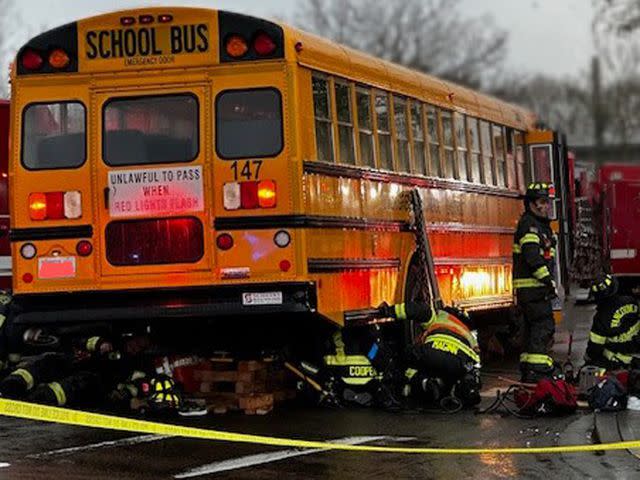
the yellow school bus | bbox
[8,7,568,335]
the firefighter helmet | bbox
[590,274,618,301]
[525,182,555,201]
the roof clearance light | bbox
[139,14,154,24]
[21,49,44,71]
[223,182,241,210]
[63,191,82,219]
[257,180,277,208]
[226,35,249,58]
[253,32,277,56]
[48,49,70,69]
[158,14,174,23]
[29,193,47,220]
[120,16,136,26]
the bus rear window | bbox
[22,102,86,170]
[216,89,282,159]
[103,94,199,166]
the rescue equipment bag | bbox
[514,378,577,415]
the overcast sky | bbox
[2,0,595,84]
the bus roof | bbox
[13,7,535,130]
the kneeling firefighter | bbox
[585,274,640,370]
[378,302,482,408]
[322,327,402,408]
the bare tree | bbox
[294,0,507,89]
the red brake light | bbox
[216,234,234,251]
[253,32,276,56]
[240,182,259,209]
[76,240,93,257]
[21,49,43,71]
[258,180,277,208]
[45,192,65,219]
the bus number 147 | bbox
[230,160,263,181]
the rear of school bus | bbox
[9,8,315,330]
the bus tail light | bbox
[29,193,47,220]
[258,180,277,208]
[216,234,234,251]
[253,32,277,56]
[240,182,259,209]
[76,240,93,257]
[223,182,241,210]
[64,191,82,219]
[29,191,82,220]
[225,35,249,58]
[21,49,44,71]
[48,49,70,69]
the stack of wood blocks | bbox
[192,358,296,415]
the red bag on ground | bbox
[514,378,577,416]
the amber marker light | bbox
[226,35,249,58]
[48,49,70,69]
[29,193,47,220]
[258,180,277,208]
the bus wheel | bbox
[404,259,430,345]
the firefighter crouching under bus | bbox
[585,275,640,370]
[377,302,482,409]
[513,182,558,383]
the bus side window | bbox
[375,92,393,171]
[356,86,375,168]
[493,124,506,188]
[454,113,469,181]
[312,75,334,163]
[410,101,427,176]
[426,105,441,177]
[334,80,356,165]
[393,96,410,173]
[505,128,517,189]
[441,110,455,179]
[467,117,482,183]
[480,120,495,185]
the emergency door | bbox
[94,85,213,278]
[525,129,570,297]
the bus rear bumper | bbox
[11,282,318,325]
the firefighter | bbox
[513,182,557,383]
[322,328,401,409]
[378,302,482,409]
[585,275,640,370]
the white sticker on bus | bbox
[108,166,204,218]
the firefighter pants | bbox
[518,288,555,373]
[407,342,472,390]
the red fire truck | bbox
[0,100,9,289]
[598,164,640,288]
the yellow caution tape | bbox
[0,397,638,455]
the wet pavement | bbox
[1,302,640,479]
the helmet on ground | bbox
[443,306,474,331]
[525,183,555,202]
[590,274,618,301]
[148,374,181,410]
